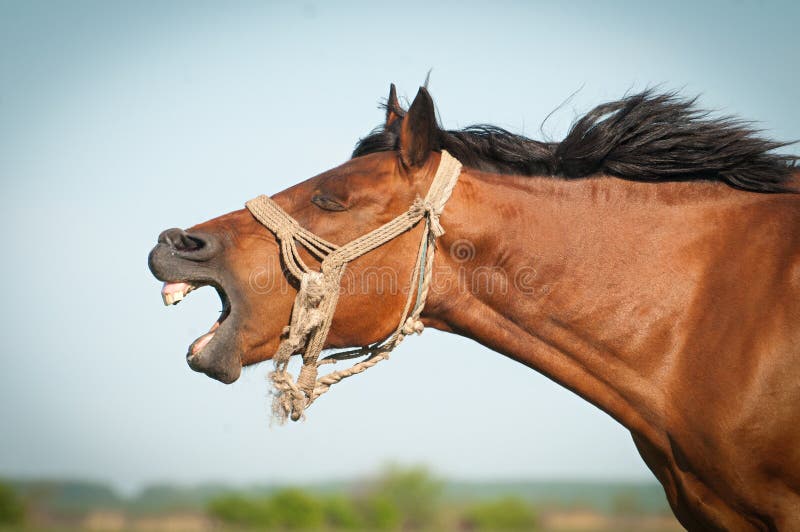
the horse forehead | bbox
[330,152,397,181]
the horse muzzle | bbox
[148,228,243,384]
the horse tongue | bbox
[190,321,221,355]
[161,282,194,305]
[191,331,215,355]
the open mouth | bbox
[161,281,232,358]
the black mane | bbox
[352,90,797,193]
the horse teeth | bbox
[161,282,196,306]
[162,291,184,306]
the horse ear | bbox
[399,87,439,168]
[385,83,403,128]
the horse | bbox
[148,84,800,530]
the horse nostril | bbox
[158,228,205,252]
[156,228,220,261]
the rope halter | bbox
[245,151,462,423]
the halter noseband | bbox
[245,151,462,422]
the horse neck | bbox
[425,168,763,444]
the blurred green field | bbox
[1,466,682,531]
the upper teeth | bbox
[161,282,196,306]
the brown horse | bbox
[148,85,800,530]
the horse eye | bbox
[311,194,347,212]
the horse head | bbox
[148,85,456,388]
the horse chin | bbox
[186,338,242,384]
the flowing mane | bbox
[352,90,798,193]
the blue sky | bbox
[1,0,797,492]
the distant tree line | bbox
[0,481,25,525]
[207,466,538,530]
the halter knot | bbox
[276,224,298,242]
[411,196,446,238]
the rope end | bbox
[402,317,425,336]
